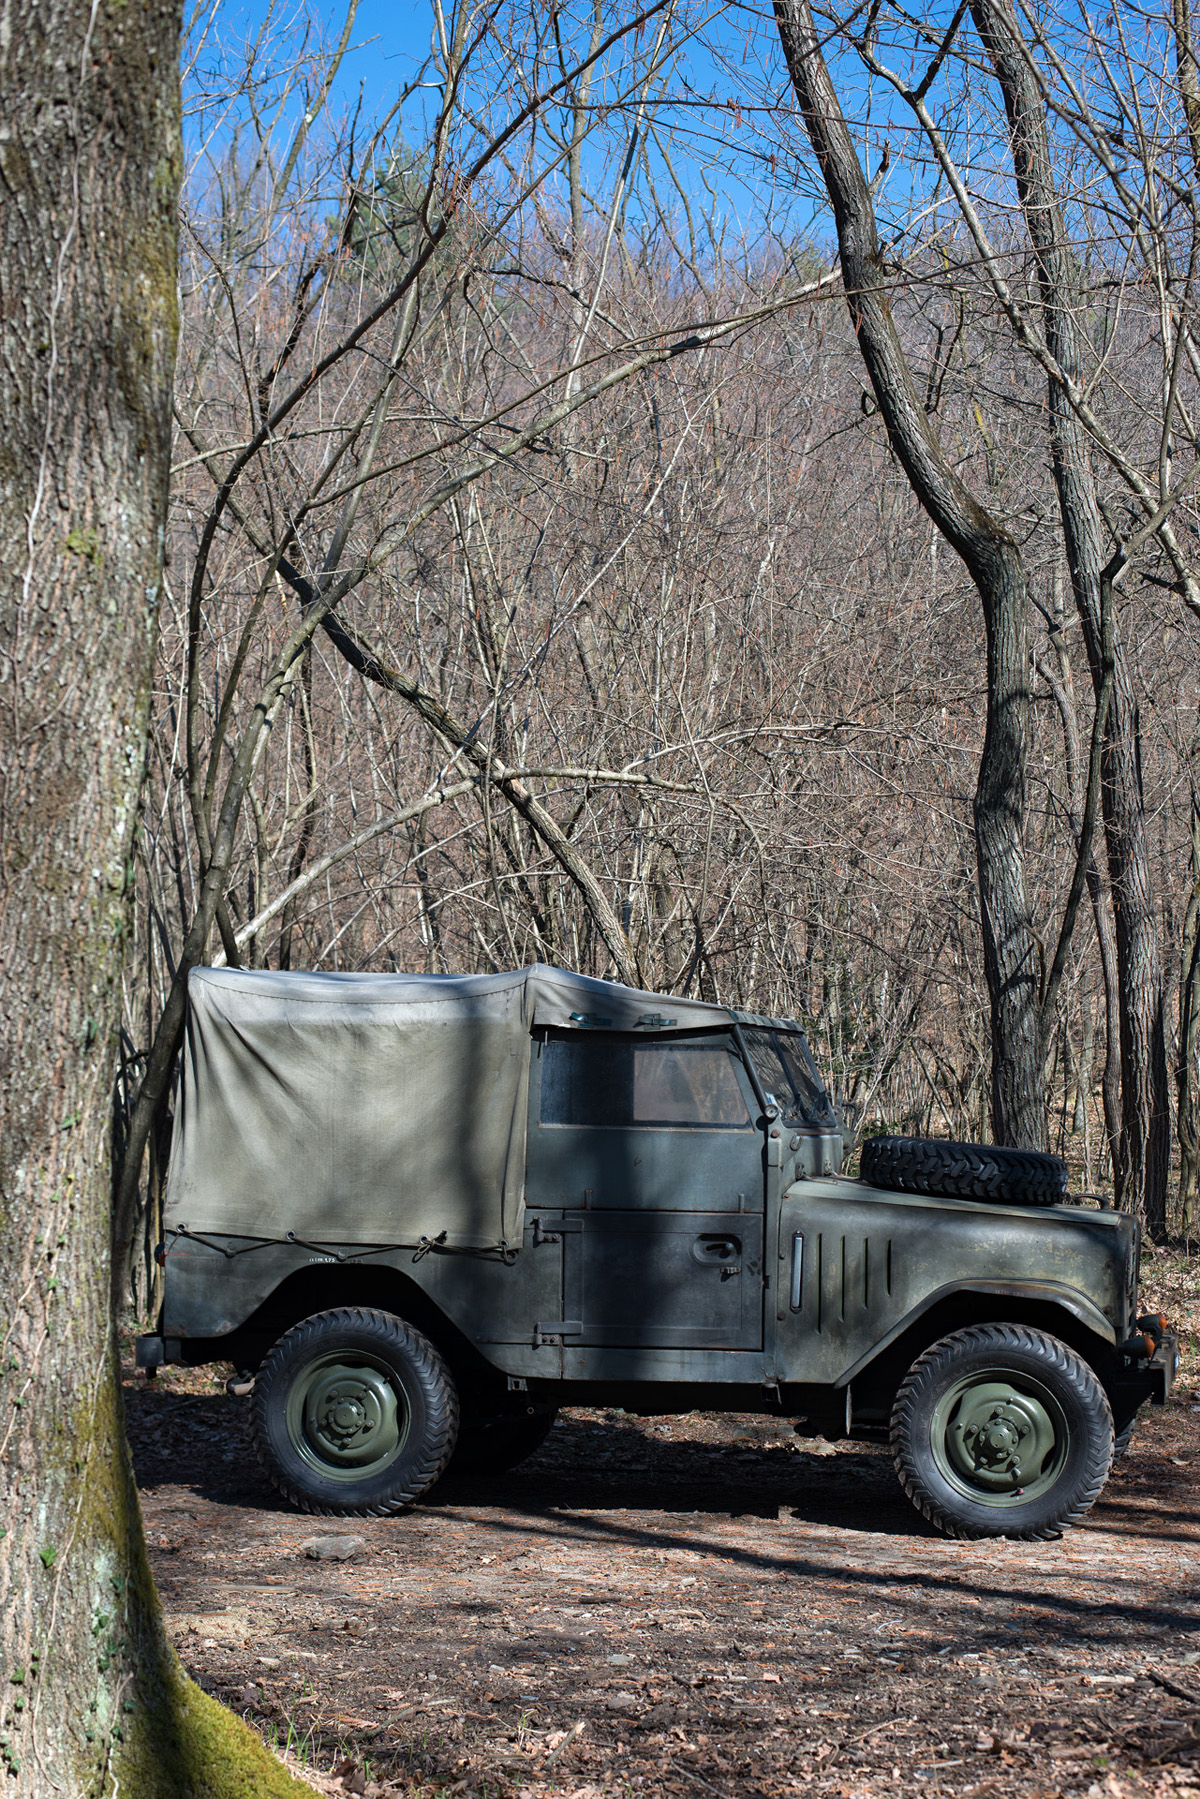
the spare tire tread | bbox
[860,1134,1068,1207]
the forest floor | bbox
[124,1247,1200,1799]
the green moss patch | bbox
[116,1666,316,1799]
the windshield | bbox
[740,1026,834,1124]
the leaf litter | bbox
[122,1259,1200,1799]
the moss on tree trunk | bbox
[0,3,312,1792]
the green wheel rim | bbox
[929,1366,1068,1508]
[285,1351,409,1484]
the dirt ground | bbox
[124,1249,1200,1799]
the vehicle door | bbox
[524,1028,764,1349]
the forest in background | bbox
[117,0,1200,1298]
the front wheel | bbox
[1111,1403,1143,1460]
[252,1307,459,1516]
[891,1324,1113,1540]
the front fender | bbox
[830,1277,1115,1388]
[774,1179,1129,1387]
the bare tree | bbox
[119,0,1200,1326]
[772,0,1198,1229]
[775,0,1052,1153]
[113,0,840,1291]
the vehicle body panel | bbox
[773,1180,1128,1386]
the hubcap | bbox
[285,1352,408,1483]
[930,1370,1068,1507]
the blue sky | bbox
[190,0,433,125]
[188,0,830,249]
[305,0,431,115]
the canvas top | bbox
[182,962,740,1030]
[164,964,749,1252]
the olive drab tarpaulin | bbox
[164,964,735,1250]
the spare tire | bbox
[859,1135,1068,1207]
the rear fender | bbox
[171,1260,506,1397]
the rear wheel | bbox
[444,1405,558,1477]
[252,1307,458,1516]
[891,1324,1112,1539]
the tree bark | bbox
[1036,608,1123,1177]
[0,3,310,1792]
[774,0,1046,1148]
[1178,785,1200,1240]
[971,0,1171,1230]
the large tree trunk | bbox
[773,0,1047,1149]
[971,0,1171,1231]
[0,4,309,1792]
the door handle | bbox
[693,1234,741,1266]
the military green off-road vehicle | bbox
[139,964,1176,1540]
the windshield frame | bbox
[736,1023,836,1125]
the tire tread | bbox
[251,1305,459,1517]
[890,1323,1112,1540]
[861,1135,1069,1207]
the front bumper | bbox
[1144,1329,1180,1403]
[1108,1328,1178,1422]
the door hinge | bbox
[536,1320,582,1345]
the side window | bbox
[632,1044,750,1124]
[540,1036,632,1126]
[540,1036,751,1128]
